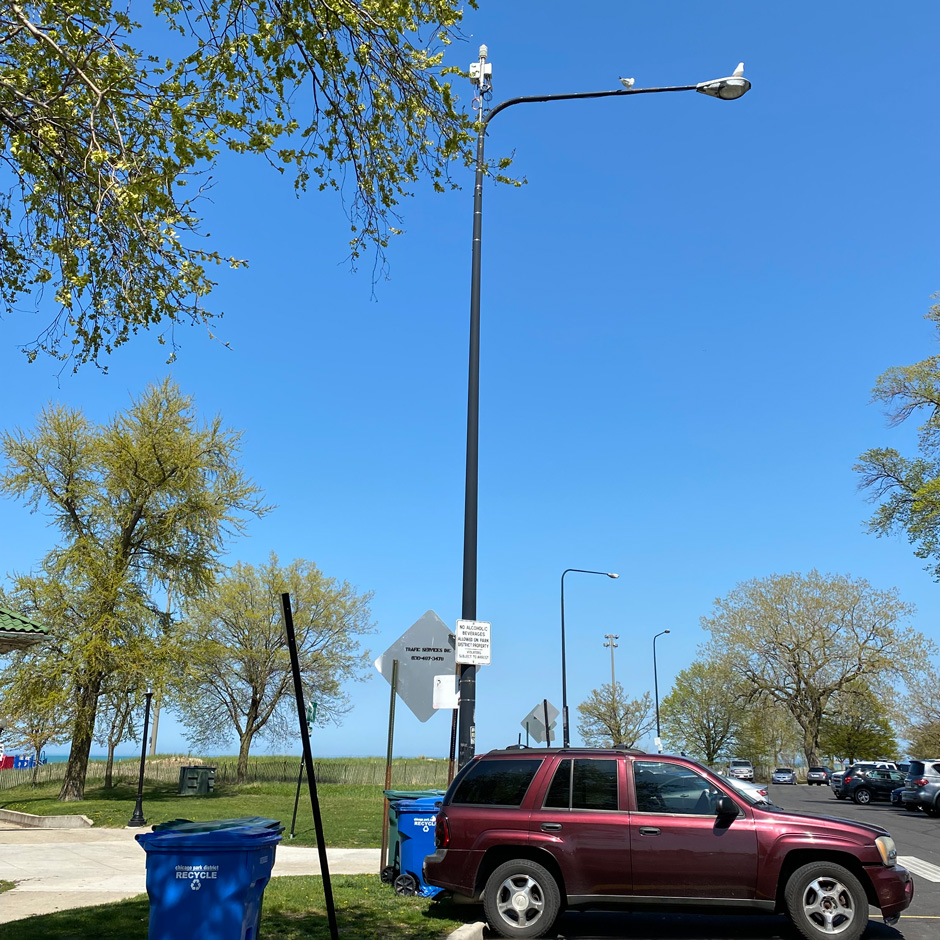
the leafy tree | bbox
[576,683,655,748]
[702,570,931,768]
[817,685,899,765]
[0,667,70,783]
[733,697,803,774]
[94,683,145,789]
[659,659,741,764]
[856,298,940,578]
[0,1,492,369]
[903,666,940,756]
[173,554,374,782]
[0,379,267,799]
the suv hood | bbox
[757,805,891,841]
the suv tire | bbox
[924,801,940,818]
[784,861,867,940]
[483,858,561,940]
[852,788,872,805]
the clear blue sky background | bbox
[1,3,938,760]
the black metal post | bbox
[127,691,153,827]
[281,592,339,940]
[456,61,731,769]
[653,629,671,752]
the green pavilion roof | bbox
[0,606,49,653]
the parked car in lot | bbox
[772,768,796,785]
[841,765,907,805]
[425,748,913,940]
[719,774,773,805]
[806,766,831,786]
[727,758,754,781]
[830,769,846,796]
[832,762,894,799]
[903,759,940,816]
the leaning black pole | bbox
[281,592,339,940]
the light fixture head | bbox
[607,572,620,579]
[696,62,751,100]
[664,629,671,634]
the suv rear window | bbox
[907,761,926,776]
[543,758,619,811]
[451,758,543,806]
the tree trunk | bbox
[802,719,821,769]
[59,676,102,801]
[236,732,253,783]
[104,742,116,789]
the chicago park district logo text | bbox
[175,863,220,891]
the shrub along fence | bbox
[0,756,451,791]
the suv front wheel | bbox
[483,858,561,939]
[784,861,867,940]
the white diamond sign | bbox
[521,701,559,744]
[375,611,456,722]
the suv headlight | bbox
[875,836,897,867]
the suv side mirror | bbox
[715,795,739,817]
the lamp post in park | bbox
[455,49,752,768]
[652,630,671,753]
[128,690,154,828]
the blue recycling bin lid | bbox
[395,797,442,814]
[152,817,282,834]
[137,825,282,852]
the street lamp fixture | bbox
[561,569,619,748]
[652,630,671,753]
[456,50,751,768]
[128,689,154,828]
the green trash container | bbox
[381,789,445,883]
[177,766,217,796]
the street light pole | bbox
[603,634,619,688]
[456,50,751,768]
[128,690,154,828]
[652,630,671,753]
[561,569,619,748]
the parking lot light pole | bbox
[561,570,619,748]
[456,50,751,768]
[652,630,670,753]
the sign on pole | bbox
[521,701,559,744]
[375,611,456,722]
[455,619,491,665]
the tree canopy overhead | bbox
[0,1,481,368]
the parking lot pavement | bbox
[0,822,380,924]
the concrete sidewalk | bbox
[0,820,382,924]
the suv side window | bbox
[633,760,720,815]
[451,758,543,806]
[544,758,619,811]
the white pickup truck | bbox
[727,758,754,781]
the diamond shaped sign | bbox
[375,611,456,722]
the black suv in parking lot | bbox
[840,765,906,805]
[904,759,940,815]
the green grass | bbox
[0,880,14,895]
[0,780,397,847]
[0,874,477,940]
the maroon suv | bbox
[424,748,913,940]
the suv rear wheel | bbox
[784,861,867,940]
[852,788,872,805]
[483,858,561,939]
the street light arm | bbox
[484,84,699,125]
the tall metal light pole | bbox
[128,690,154,827]
[603,634,619,688]
[456,50,752,769]
[561,569,620,748]
[652,630,671,753]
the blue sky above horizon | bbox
[2,3,939,760]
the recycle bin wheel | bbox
[394,872,419,896]
[380,865,397,884]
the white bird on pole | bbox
[619,76,635,89]
[733,62,745,77]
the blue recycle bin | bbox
[136,820,283,940]
[395,797,443,898]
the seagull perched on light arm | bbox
[733,62,745,77]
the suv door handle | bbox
[638,826,661,836]
[541,822,563,831]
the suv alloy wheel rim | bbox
[802,876,856,935]
[496,874,544,927]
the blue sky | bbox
[1,2,938,760]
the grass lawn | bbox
[0,874,479,940]
[0,780,391,847]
